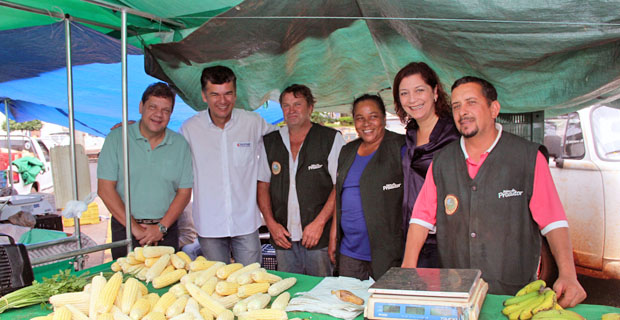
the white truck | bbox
[544,105,620,279]
[0,135,53,194]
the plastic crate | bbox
[261,243,277,271]
[34,214,63,231]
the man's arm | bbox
[140,187,192,246]
[401,224,430,267]
[328,206,338,264]
[97,178,146,240]
[545,228,587,308]
[257,181,292,249]
[301,187,336,249]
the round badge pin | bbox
[271,161,281,175]
[444,194,459,215]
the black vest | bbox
[335,130,405,279]
[263,123,337,250]
[433,132,547,295]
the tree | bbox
[1,119,43,131]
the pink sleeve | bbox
[410,162,438,229]
[530,151,569,234]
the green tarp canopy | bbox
[2,0,620,116]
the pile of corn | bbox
[33,246,297,320]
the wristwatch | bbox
[157,222,168,236]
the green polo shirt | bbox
[97,122,193,219]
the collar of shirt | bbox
[460,123,503,160]
[205,107,237,129]
[131,121,172,146]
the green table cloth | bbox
[2,262,618,320]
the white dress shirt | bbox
[181,108,275,237]
[258,126,345,241]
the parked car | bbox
[544,105,620,279]
[0,135,53,194]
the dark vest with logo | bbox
[335,130,405,279]
[263,123,337,250]
[432,132,548,295]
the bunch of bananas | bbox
[501,280,584,320]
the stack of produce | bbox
[31,246,300,319]
[501,280,586,320]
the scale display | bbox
[374,302,459,320]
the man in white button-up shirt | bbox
[180,66,274,265]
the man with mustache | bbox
[402,76,586,308]
[98,82,193,259]
[180,66,273,265]
[257,84,344,276]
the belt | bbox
[135,218,161,225]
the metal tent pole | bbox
[121,9,133,253]
[64,17,84,269]
[3,99,13,187]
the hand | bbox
[131,223,147,241]
[553,275,587,308]
[138,224,164,246]
[328,233,337,264]
[110,120,136,130]
[266,221,292,249]
[301,220,325,249]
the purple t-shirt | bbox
[340,151,376,261]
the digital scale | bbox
[0,194,54,221]
[365,268,488,320]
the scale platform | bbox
[365,268,488,320]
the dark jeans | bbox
[417,234,440,268]
[338,254,374,280]
[111,217,179,259]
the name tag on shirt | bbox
[236,142,252,148]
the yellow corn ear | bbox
[190,256,217,272]
[237,283,270,298]
[136,266,149,281]
[267,277,297,296]
[216,281,239,296]
[137,280,148,295]
[201,277,218,295]
[169,283,189,297]
[237,268,265,285]
[146,292,160,310]
[49,292,90,314]
[142,311,166,320]
[144,257,158,267]
[160,264,176,276]
[64,304,89,320]
[121,278,141,314]
[96,271,123,313]
[185,283,227,316]
[53,306,72,320]
[112,309,133,320]
[182,261,225,286]
[126,252,141,265]
[129,297,151,320]
[152,291,176,314]
[111,261,122,272]
[270,292,290,310]
[175,251,192,268]
[114,284,124,309]
[216,309,235,320]
[134,247,146,262]
[200,307,215,320]
[185,297,205,319]
[165,295,189,319]
[89,274,107,318]
[142,245,175,258]
[251,271,282,284]
[153,269,187,289]
[30,316,53,320]
[97,313,113,320]
[239,308,288,320]
[227,262,261,283]
[145,253,171,283]
[247,293,271,311]
[216,263,243,280]
[170,253,187,269]
[216,292,241,309]
[233,293,261,316]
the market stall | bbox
[3,260,619,320]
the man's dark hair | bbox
[279,84,316,106]
[451,76,498,103]
[201,65,237,91]
[352,94,386,116]
[141,82,175,110]
[392,62,451,124]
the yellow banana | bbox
[502,293,540,316]
[518,293,547,320]
[531,309,585,320]
[516,280,546,296]
[531,289,556,314]
[602,314,620,320]
[553,303,563,310]
[504,291,539,306]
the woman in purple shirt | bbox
[394,62,460,267]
